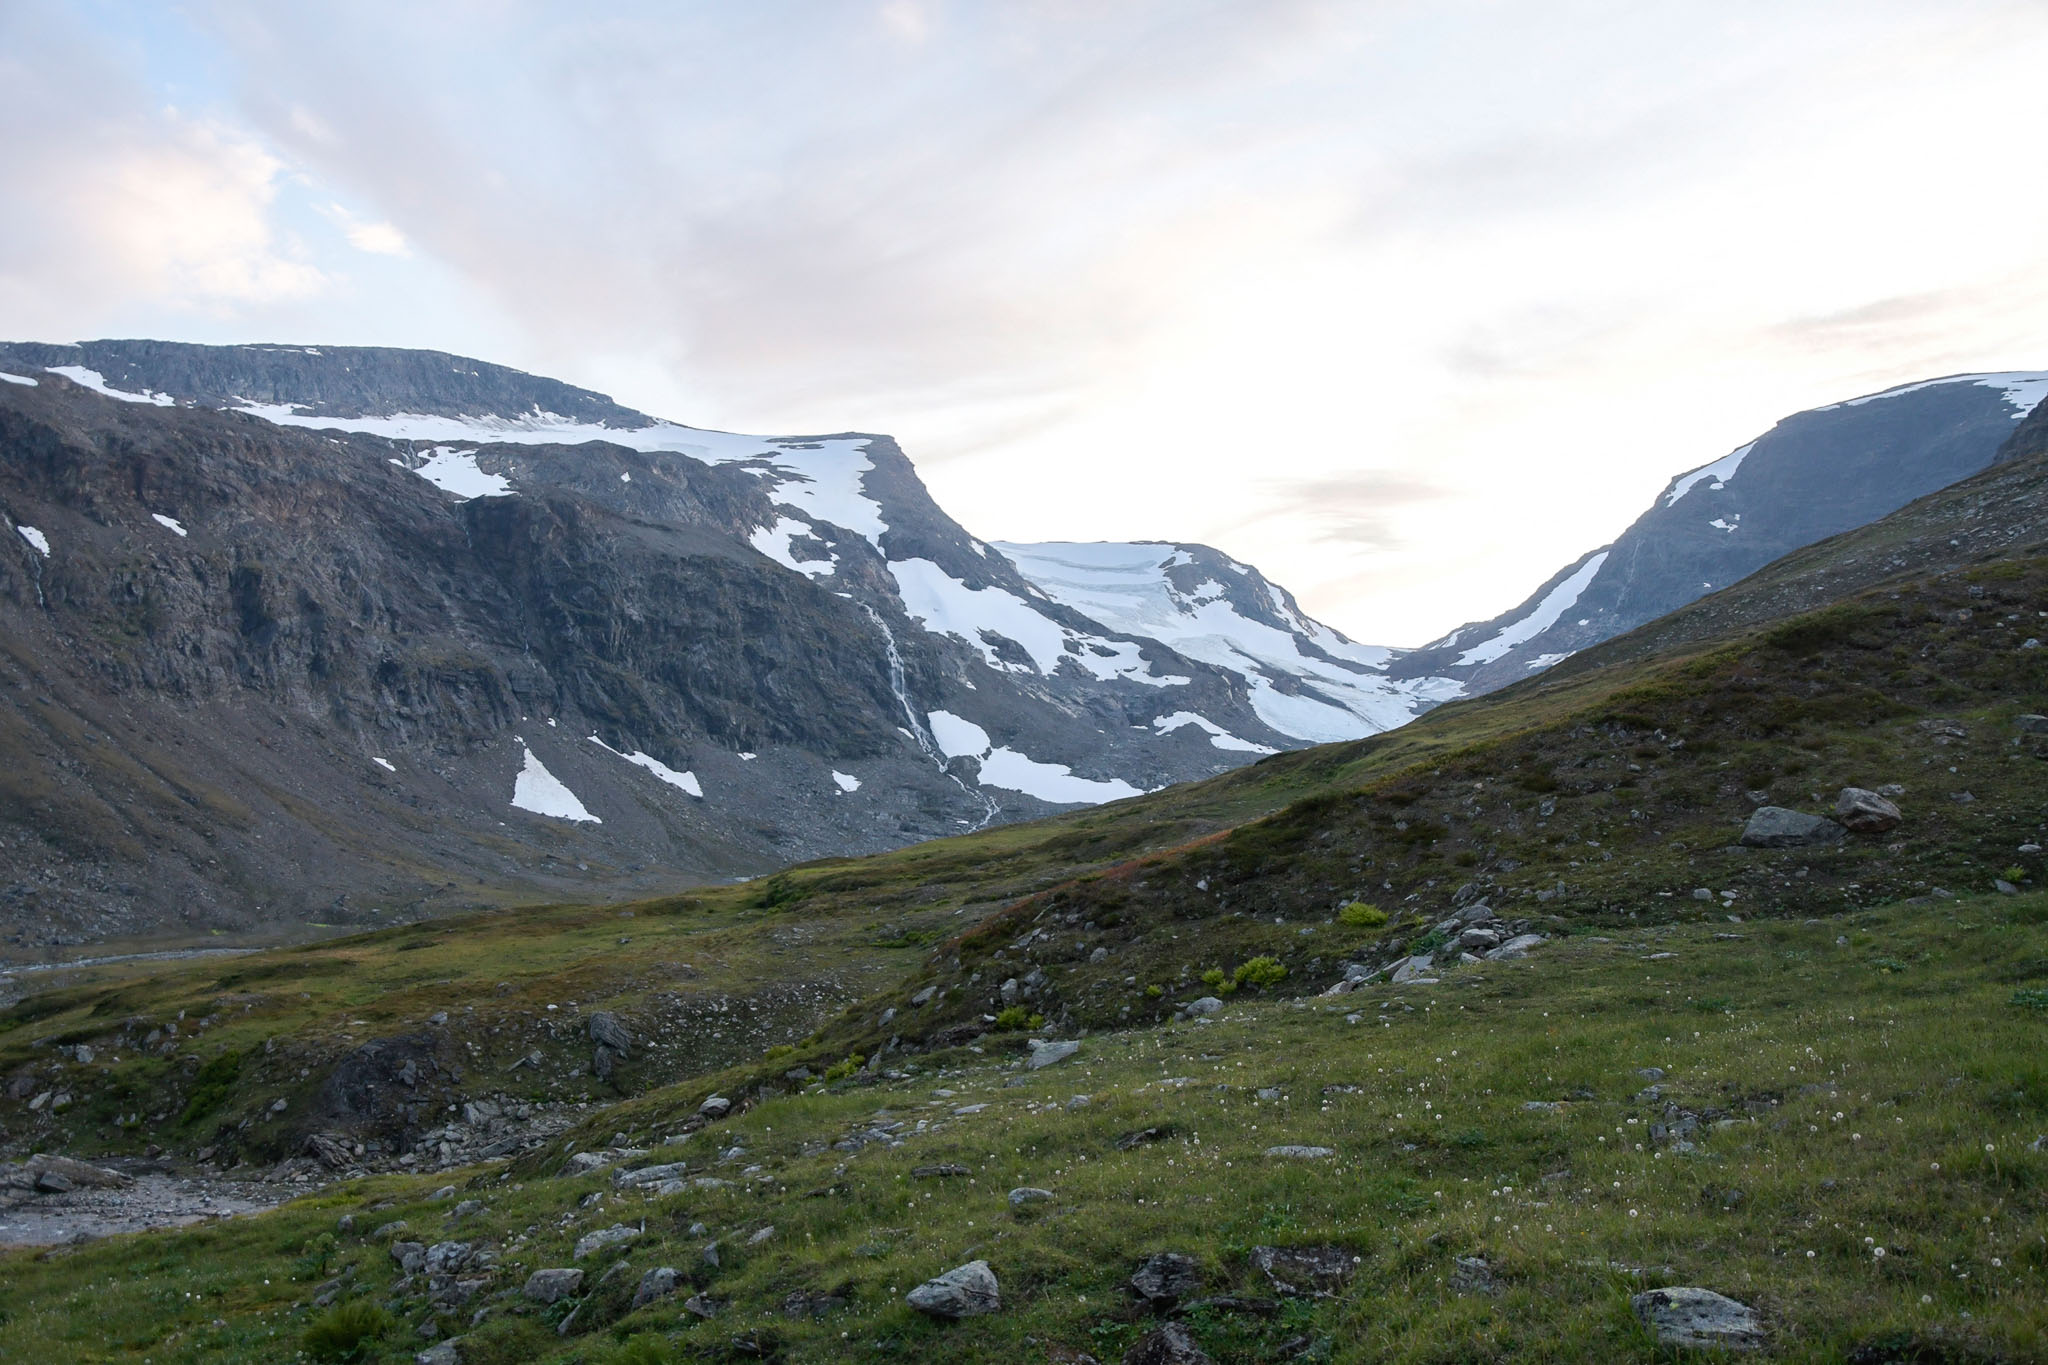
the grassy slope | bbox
[2,893,2044,1362]
[0,453,2042,1360]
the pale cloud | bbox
[7,0,2048,646]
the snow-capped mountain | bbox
[1390,370,2048,693]
[0,339,1450,943]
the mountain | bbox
[0,340,1449,945]
[1390,370,2048,693]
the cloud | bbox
[318,202,410,256]
[0,8,325,331]
[1257,472,1448,549]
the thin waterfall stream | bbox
[857,601,1000,831]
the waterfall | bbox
[857,601,1000,831]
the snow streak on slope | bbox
[1152,711,1277,754]
[1819,371,2048,413]
[1455,551,1610,667]
[994,541,1455,743]
[45,366,175,405]
[1664,443,1756,506]
[589,736,702,797]
[511,745,599,822]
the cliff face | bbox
[0,343,1449,946]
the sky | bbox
[4,2,2047,646]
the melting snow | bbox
[738,752,758,761]
[1709,517,1739,532]
[924,709,1144,803]
[589,735,703,797]
[151,513,188,537]
[1664,442,1755,506]
[889,557,1182,686]
[749,517,837,577]
[511,745,600,822]
[1151,710,1277,754]
[927,709,993,760]
[45,366,175,405]
[994,541,1448,741]
[371,757,396,772]
[0,372,37,387]
[619,471,631,482]
[406,447,513,500]
[1523,652,1575,670]
[977,748,1143,805]
[832,770,861,793]
[16,526,48,556]
[1456,551,1611,667]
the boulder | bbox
[572,1224,640,1259]
[1130,1251,1202,1305]
[2018,714,2048,735]
[390,1241,428,1275]
[587,1011,632,1055]
[1123,1323,1215,1365]
[615,1161,691,1188]
[906,1260,1001,1318]
[1834,788,1902,834]
[1489,934,1547,960]
[1388,955,1435,984]
[632,1266,681,1309]
[1184,997,1224,1017]
[1740,807,1845,849]
[26,1154,129,1188]
[683,1292,724,1319]
[1029,1040,1082,1069]
[1631,1287,1764,1351]
[698,1094,732,1117]
[1009,1186,1055,1209]
[423,1241,472,1274]
[523,1267,583,1303]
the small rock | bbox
[415,1343,462,1365]
[698,1094,732,1118]
[1123,1323,1214,1365]
[910,986,938,1006]
[32,1171,73,1194]
[1090,947,1110,963]
[906,1259,1001,1318]
[913,1164,972,1179]
[747,1224,775,1245]
[1739,807,1845,849]
[1631,1287,1764,1351]
[1249,1245,1354,1297]
[424,1241,473,1274]
[1131,1252,1203,1305]
[573,1224,639,1259]
[1184,997,1224,1017]
[632,1266,681,1309]
[1489,934,1547,960]
[564,1152,611,1176]
[2016,714,2048,734]
[1835,787,1902,834]
[1389,955,1435,984]
[1450,1255,1499,1296]
[524,1267,583,1303]
[1263,1146,1335,1160]
[390,1241,427,1275]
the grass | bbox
[1,893,2044,1361]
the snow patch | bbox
[738,752,757,761]
[590,735,702,797]
[749,517,836,577]
[1709,516,1738,532]
[1456,551,1611,667]
[927,710,993,760]
[511,745,600,822]
[151,513,188,537]
[16,526,48,556]
[832,770,861,793]
[1151,710,1277,754]
[45,366,175,406]
[1821,370,2048,413]
[1664,443,1755,506]
[407,447,513,500]
[0,372,37,387]
[977,748,1143,805]
[371,757,396,772]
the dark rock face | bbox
[0,340,1421,945]
[1393,372,2047,694]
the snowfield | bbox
[511,745,599,822]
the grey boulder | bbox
[1123,1322,1215,1365]
[905,1260,1001,1318]
[1130,1251,1202,1305]
[1027,1040,1081,1069]
[1740,807,1845,848]
[523,1268,583,1303]
[632,1266,681,1309]
[1835,787,1903,833]
[1632,1287,1764,1351]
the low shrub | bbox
[1338,902,1388,928]
[301,1301,392,1362]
